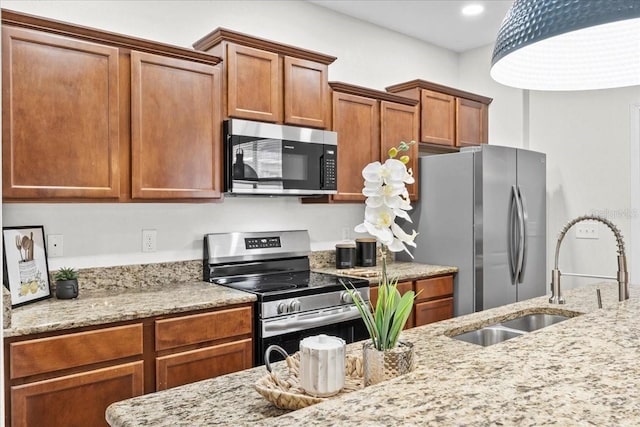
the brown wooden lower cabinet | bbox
[10,361,143,427]
[156,338,252,391]
[414,297,454,326]
[5,303,254,426]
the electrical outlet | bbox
[47,234,64,257]
[576,223,599,239]
[142,229,157,252]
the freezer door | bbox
[515,149,547,300]
[398,153,475,316]
[476,146,518,311]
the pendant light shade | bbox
[490,0,640,91]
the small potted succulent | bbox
[54,267,79,299]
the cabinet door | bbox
[380,101,420,201]
[11,361,143,427]
[369,281,414,329]
[284,57,328,128]
[156,339,252,391]
[456,97,488,147]
[414,297,454,327]
[226,44,281,122]
[2,26,120,199]
[332,92,379,202]
[420,89,455,147]
[414,275,454,302]
[130,51,222,199]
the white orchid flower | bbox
[354,142,418,257]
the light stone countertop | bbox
[3,260,451,338]
[106,282,639,426]
[315,261,458,284]
[3,281,256,338]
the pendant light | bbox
[490,0,640,91]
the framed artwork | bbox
[3,226,52,307]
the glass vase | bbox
[362,340,415,387]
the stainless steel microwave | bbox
[223,119,338,196]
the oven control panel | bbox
[245,236,281,249]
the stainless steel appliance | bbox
[203,230,369,365]
[223,119,338,196]
[398,145,546,316]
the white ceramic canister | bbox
[299,334,346,397]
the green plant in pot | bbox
[54,267,79,299]
[343,141,419,386]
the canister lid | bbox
[300,334,345,350]
[355,237,377,243]
[335,243,356,248]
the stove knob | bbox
[340,291,354,304]
[277,302,288,314]
[289,299,301,312]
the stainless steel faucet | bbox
[549,215,629,304]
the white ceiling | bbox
[308,0,514,53]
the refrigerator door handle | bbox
[517,186,528,283]
[508,185,519,284]
[514,186,526,283]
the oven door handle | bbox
[262,306,362,338]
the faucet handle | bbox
[549,269,565,304]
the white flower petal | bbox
[354,223,367,233]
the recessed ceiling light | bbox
[462,4,485,16]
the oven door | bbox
[256,308,368,366]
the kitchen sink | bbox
[451,325,524,346]
[501,313,571,332]
[449,311,581,346]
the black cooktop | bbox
[211,271,368,301]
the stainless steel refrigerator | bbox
[399,145,547,316]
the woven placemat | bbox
[254,352,364,410]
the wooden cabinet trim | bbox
[155,306,252,351]
[193,27,336,65]
[386,79,493,105]
[155,339,252,391]
[10,324,143,380]
[11,361,143,427]
[130,50,222,199]
[330,81,418,106]
[2,10,221,65]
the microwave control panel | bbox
[323,147,337,190]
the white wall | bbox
[530,87,640,288]
[1,0,459,269]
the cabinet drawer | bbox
[155,339,252,391]
[155,306,252,351]
[10,324,143,380]
[11,361,143,427]
[414,298,454,327]
[415,275,453,301]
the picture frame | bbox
[3,225,52,307]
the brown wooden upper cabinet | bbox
[386,79,492,149]
[328,82,419,203]
[193,28,335,129]
[1,10,223,201]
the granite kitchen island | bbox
[106,282,640,426]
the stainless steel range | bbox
[203,230,370,366]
